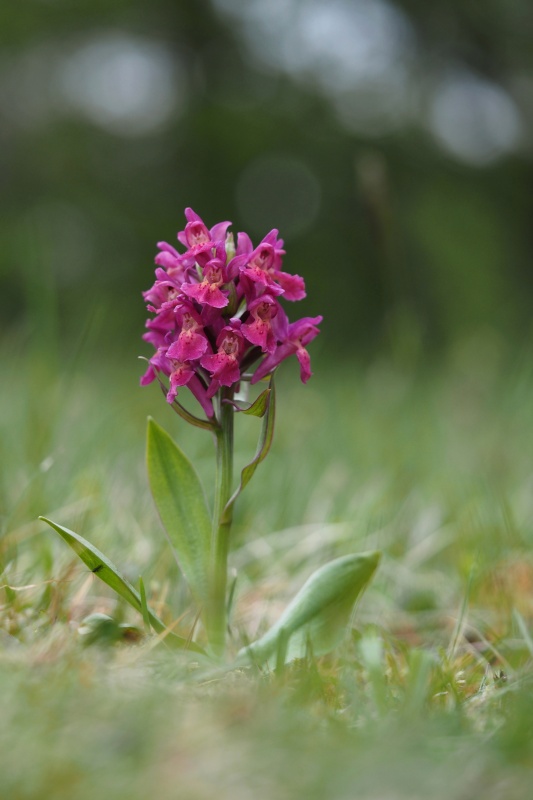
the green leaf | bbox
[39,516,205,654]
[146,418,211,609]
[225,387,271,417]
[238,551,380,665]
[222,378,276,523]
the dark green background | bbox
[2,0,532,362]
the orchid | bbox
[41,207,379,666]
[139,208,321,409]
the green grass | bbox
[2,333,533,799]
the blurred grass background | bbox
[2,1,533,798]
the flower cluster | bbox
[141,208,322,417]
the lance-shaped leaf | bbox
[146,418,211,609]
[39,516,205,654]
[237,551,380,665]
[222,378,275,524]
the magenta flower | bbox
[252,316,323,385]
[143,270,182,312]
[238,230,306,302]
[275,271,306,301]
[166,304,209,362]
[154,243,189,283]
[141,209,321,415]
[177,208,231,263]
[181,257,229,309]
[200,323,245,397]
[241,295,279,355]
[142,319,170,350]
[167,359,196,403]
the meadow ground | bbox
[2,332,533,799]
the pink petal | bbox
[182,282,229,309]
[167,330,208,362]
[276,271,306,301]
[296,347,312,383]
[200,353,241,386]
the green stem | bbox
[209,389,234,655]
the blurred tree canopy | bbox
[1,0,532,360]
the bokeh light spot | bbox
[56,34,184,136]
[212,0,415,136]
[429,70,522,165]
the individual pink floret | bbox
[166,304,209,362]
[200,322,245,397]
[142,271,182,312]
[251,316,322,384]
[154,242,191,283]
[241,295,279,355]
[239,230,305,301]
[167,360,196,403]
[181,258,229,309]
[177,208,231,262]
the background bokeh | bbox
[1,0,532,363]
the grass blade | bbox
[139,576,151,634]
[39,516,205,654]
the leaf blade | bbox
[146,418,211,608]
[239,550,380,665]
[39,516,204,653]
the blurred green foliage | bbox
[1,0,532,359]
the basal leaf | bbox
[39,516,204,654]
[238,551,380,665]
[146,418,211,609]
